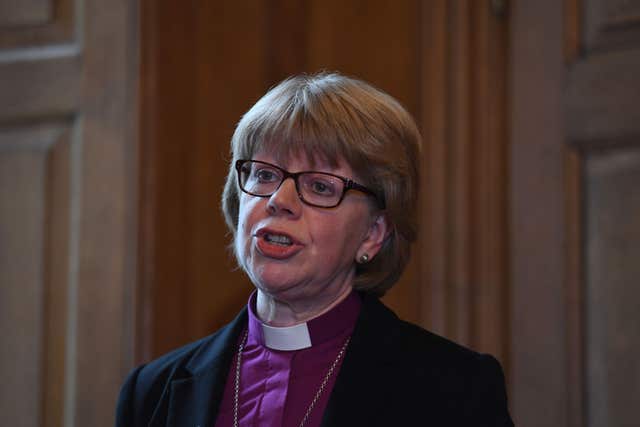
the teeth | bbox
[264,233,293,246]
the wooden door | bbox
[0,1,138,426]
[510,0,640,426]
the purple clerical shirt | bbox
[214,291,361,427]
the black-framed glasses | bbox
[235,159,384,209]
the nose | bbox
[266,177,302,217]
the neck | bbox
[256,285,353,327]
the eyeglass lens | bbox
[239,161,346,207]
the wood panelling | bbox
[567,5,640,427]
[266,0,307,81]
[512,0,640,426]
[418,1,509,363]
[0,51,80,122]
[0,0,139,425]
[449,0,472,347]
[565,148,585,427]
[584,147,640,427]
[0,0,52,27]
[566,48,640,141]
[307,0,420,116]
[43,127,72,427]
[565,5,585,427]
[468,0,509,361]
[137,0,194,362]
[0,123,70,427]
[585,0,640,51]
[565,0,581,61]
[510,1,569,426]
[419,0,449,336]
[0,0,74,49]
[73,0,139,423]
[0,131,49,427]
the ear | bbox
[356,213,391,262]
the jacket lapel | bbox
[321,295,400,427]
[160,308,247,427]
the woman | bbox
[116,73,514,426]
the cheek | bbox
[237,195,269,238]
[313,213,367,256]
[237,196,260,227]
[235,199,256,254]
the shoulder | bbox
[392,316,507,397]
[356,295,513,425]
[128,333,216,397]
[115,333,219,426]
[360,293,491,367]
[115,309,247,426]
[394,314,492,369]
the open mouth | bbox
[254,229,303,259]
[263,233,293,246]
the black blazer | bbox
[116,294,514,426]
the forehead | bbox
[246,129,341,165]
[252,147,355,176]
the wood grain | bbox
[584,0,640,50]
[510,1,569,426]
[585,148,640,427]
[0,0,74,49]
[0,0,52,27]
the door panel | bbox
[0,0,138,425]
[585,148,640,427]
[568,3,640,427]
[0,0,74,48]
[584,0,640,50]
[512,0,640,426]
[0,124,72,426]
[0,0,52,27]
[0,2,80,423]
[566,48,640,141]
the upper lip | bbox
[254,227,302,245]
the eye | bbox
[308,177,336,196]
[255,167,280,183]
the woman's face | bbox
[235,150,386,307]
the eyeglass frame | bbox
[235,159,385,209]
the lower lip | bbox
[255,236,303,259]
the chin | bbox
[253,273,301,296]
[250,266,300,296]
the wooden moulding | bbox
[418,0,510,366]
[0,0,75,49]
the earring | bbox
[358,253,369,264]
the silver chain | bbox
[233,330,351,427]
[233,330,249,427]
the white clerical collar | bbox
[246,290,361,351]
[261,322,312,351]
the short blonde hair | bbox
[222,72,421,296]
